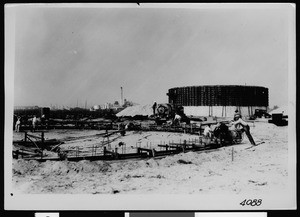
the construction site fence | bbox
[15,136,215,162]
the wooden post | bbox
[199,123,202,136]
[104,146,107,156]
[24,132,27,143]
[222,106,224,117]
[107,135,110,149]
[15,150,19,159]
[152,149,156,157]
[113,147,118,159]
[41,131,44,145]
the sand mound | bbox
[116,104,152,117]
[156,150,228,167]
[269,105,288,115]
[13,159,41,176]
[12,121,290,195]
[110,150,228,170]
[13,159,112,176]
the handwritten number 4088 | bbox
[240,199,262,206]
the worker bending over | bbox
[203,124,213,139]
[232,109,256,146]
[173,113,181,126]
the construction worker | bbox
[213,122,233,146]
[203,124,212,138]
[15,116,21,132]
[231,112,256,146]
[234,109,242,121]
[173,113,181,126]
[32,115,37,132]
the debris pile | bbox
[116,104,153,117]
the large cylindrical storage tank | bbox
[167,85,268,118]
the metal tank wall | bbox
[167,85,269,117]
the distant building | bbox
[14,105,39,110]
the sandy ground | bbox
[12,121,288,194]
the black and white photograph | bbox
[4,3,296,210]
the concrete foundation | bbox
[184,106,267,118]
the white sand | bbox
[12,122,288,194]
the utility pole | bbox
[120,87,123,106]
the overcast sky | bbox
[11,4,292,108]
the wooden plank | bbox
[157,144,179,148]
[26,133,43,140]
[137,147,153,152]
[169,143,194,147]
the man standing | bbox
[32,115,37,132]
[15,117,21,132]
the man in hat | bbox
[234,109,242,121]
[232,110,256,146]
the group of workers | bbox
[202,109,256,146]
[153,101,255,145]
[14,115,39,132]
